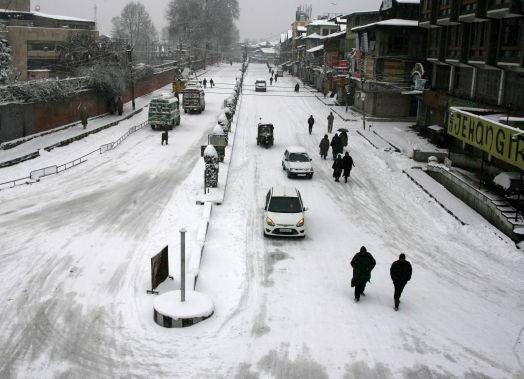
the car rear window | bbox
[289,153,309,162]
[268,197,302,213]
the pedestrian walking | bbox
[116,96,123,116]
[342,152,355,182]
[327,112,334,133]
[319,134,330,160]
[339,130,348,147]
[307,115,315,135]
[274,74,277,83]
[161,126,169,145]
[209,78,214,87]
[203,78,207,88]
[330,133,343,159]
[295,83,300,92]
[270,77,273,85]
[332,154,343,181]
[350,246,376,302]
[390,253,412,311]
[80,105,89,129]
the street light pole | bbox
[361,76,366,130]
[126,45,136,110]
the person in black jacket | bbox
[307,115,315,134]
[390,253,412,311]
[342,152,355,182]
[330,133,343,159]
[351,246,376,302]
[332,154,343,182]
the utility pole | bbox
[126,45,135,110]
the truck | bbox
[182,82,205,113]
[148,93,181,130]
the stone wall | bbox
[0,68,176,143]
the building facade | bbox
[0,5,97,81]
[418,0,524,128]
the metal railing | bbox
[0,121,149,190]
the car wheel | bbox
[282,163,285,170]
[287,172,292,178]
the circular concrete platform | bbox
[153,290,214,328]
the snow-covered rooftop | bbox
[307,44,324,53]
[351,19,420,31]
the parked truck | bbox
[182,82,205,113]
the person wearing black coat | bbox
[330,133,343,159]
[351,246,376,302]
[342,152,355,182]
[307,115,315,134]
[390,253,412,311]
[332,154,343,181]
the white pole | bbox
[180,228,186,302]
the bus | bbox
[148,93,181,130]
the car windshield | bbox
[268,197,302,213]
[289,153,309,162]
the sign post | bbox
[180,228,186,302]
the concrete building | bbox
[1,0,97,81]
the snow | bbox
[0,63,524,378]
[154,290,214,319]
[352,19,420,31]
[493,171,521,190]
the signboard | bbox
[149,245,169,293]
[448,107,524,170]
[208,134,228,146]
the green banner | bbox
[448,107,524,170]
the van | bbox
[148,93,180,130]
[183,84,206,113]
[276,67,284,77]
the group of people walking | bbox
[351,246,413,311]
[314,112,355,182]
[202,78,214,88]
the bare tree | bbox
[166,0,239,62]
[112,2,158,63]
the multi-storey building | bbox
[350,0,426,118]
[418,0,523,127]
[0,0,97,81]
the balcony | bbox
[420,0,439,28]
[497,45,522,67]
[437,1,460,25]
[459,0,487,22]
[486,0,523,18]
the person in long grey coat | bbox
[319,134,330,160]
[390,253,412,311]
[351,246,376,302]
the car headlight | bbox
[296,218,304,227]
[266,216,275,226]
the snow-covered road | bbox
[0,63,523,378]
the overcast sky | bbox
[33,0,383,41]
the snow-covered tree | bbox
[166,0,239,60]
[0,39,14,84]
[111,2,158,64]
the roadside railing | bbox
[0,121,149,190]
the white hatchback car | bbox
[282,146,314,178]
[264,186,307,237]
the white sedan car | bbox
[264,186,307,237]
[282,146,314,178]
[255,79,267,92]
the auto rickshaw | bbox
[256,123,274,147]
